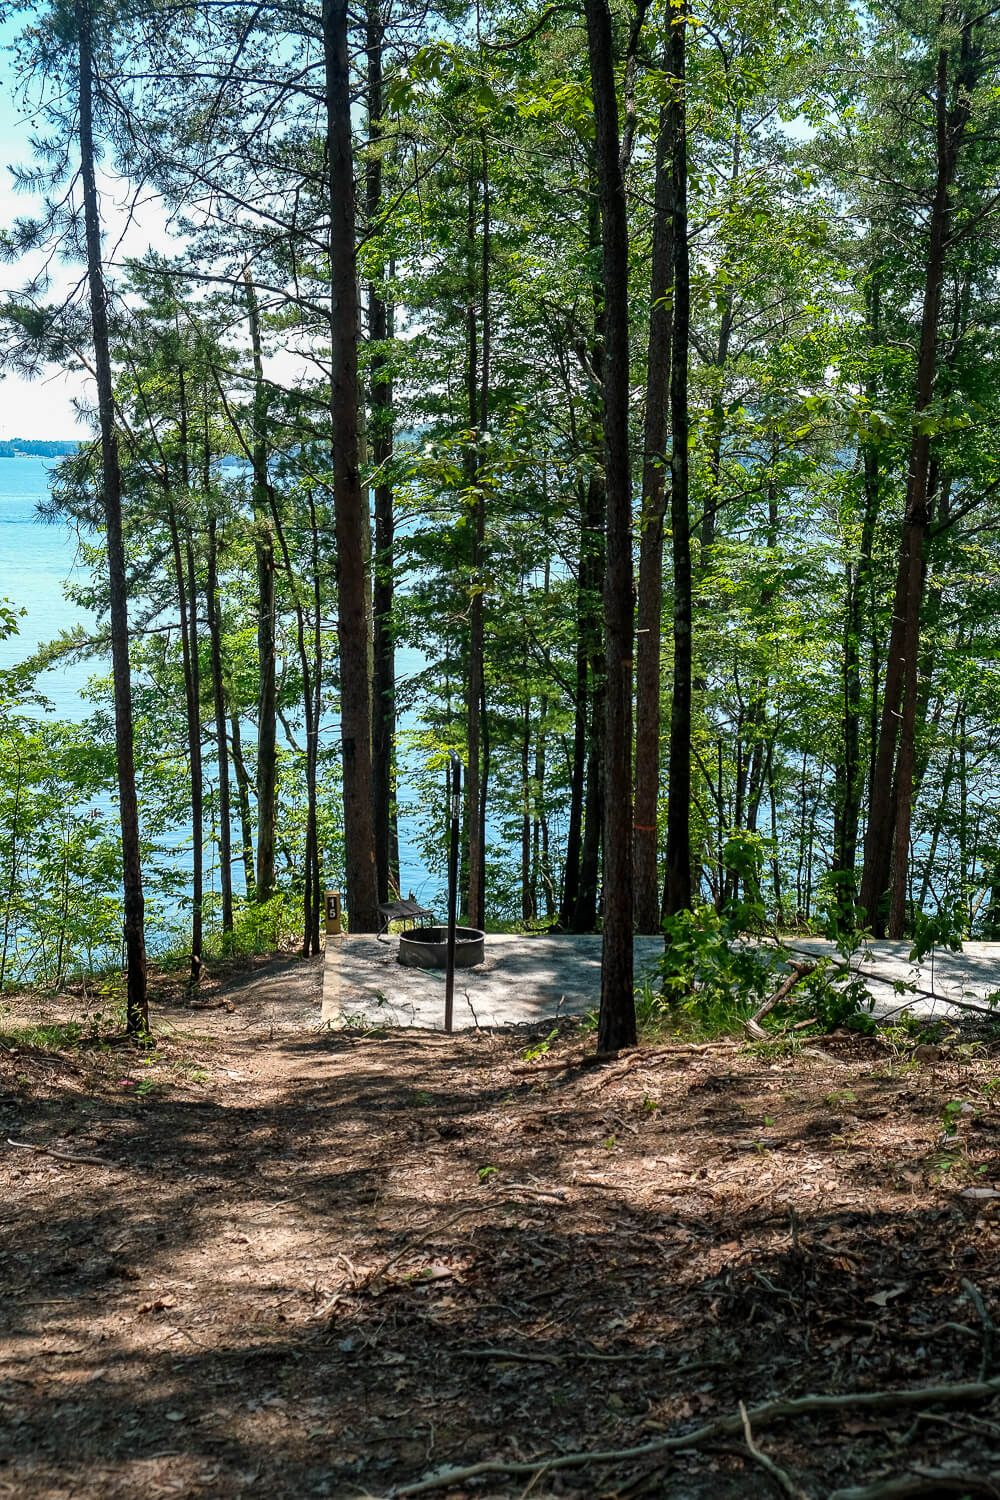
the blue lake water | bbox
[0,456,97,716]
[0,455,440,921]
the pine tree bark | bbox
[243,274,278,903]
[264,474,320,954]
[560,492,589,927]
[323,0,379,933]
[76,0,148,1035]
[367,0,399,904]
[663,11,693,921]
[583,0,635,1051]
[521,689,533,922]
[229,711,256,896]
[634,86,674,933]
[185,526,204,980]
[860,33,972,936]
[165,493,203,988]
[572,468,606,934]
[464,143,490,931]
[206,515,234,935]
[834,272,881,919]
[305,486,323,952]
[177,365,203,986]
[698,114,741,555]
[570,193,608,935]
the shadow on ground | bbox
[1,1018,999,1498]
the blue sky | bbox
[0,14,174,440]
[0,17,81,438]
[0,12,306,443]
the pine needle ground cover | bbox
[1,967,998,1500]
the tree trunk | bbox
[570,193,608,935]
[584,0,635,1050]
[0,748,23,994]
[165,491,203,988]
[184,527,204,982]
[917,704,960,911]
[984,849,1000,938]
[175,362,203,987]
[77,0,148,1035]
[206,515,234,935]
[699,111,741,554]
[305,485,323,953]
[634,83,674,934]
[262,462,319,954]
[560,497,589,927]
[464,142,490,931]
[521,688,533,922]
[834,272,882,922]
[243,274,278,904]
[229,711,256,896]
[663,10,693,921]
[532,696,554,920]
[323,0,379,933]
[861,35,970,937]
[768,752,783,924]
[367,1,399,904]
[572,465,606,934]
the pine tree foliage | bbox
[0,0,999,1029]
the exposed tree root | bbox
[828,1470,1000,1499]
[389,1376,1000,1497]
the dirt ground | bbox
[1,954,1000,1500]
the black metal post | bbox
[444,752,461,1033]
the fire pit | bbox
[398,925,485,970]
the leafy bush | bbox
[204,892,301,959]
[639,880,880,1039]
[647,902,776,1037]
[796,959,876,1032]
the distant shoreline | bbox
[0,441,79,458]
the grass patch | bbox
[0,1019,88,1051]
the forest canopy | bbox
[0,0,996,1041]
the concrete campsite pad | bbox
[787,936,1000,1018]
[320,932,1000,1032]
[321,934,666,1030]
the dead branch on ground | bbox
[745,962,816,1041]
[388,1375,1000,1497]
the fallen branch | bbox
[451,1347,562,1367]
[6,1137,111,1168]
[510,1056,586,1076]
[627,1040,741,1057]
[388,1376,1000,1497]
[450,1346,668,1367]
[745,962,816,1041]
[512,1039,742,1081]
[739,1400,811,1499]
[581,1041,743,1094]
[503,1184,568,1201]
[961,1277,996,1380]
[784,945,1000,1019]
[828,1469,1000,1499]
[511,1049,626,1077]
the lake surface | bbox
[0,455,438,914]
[0,455,97,716]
